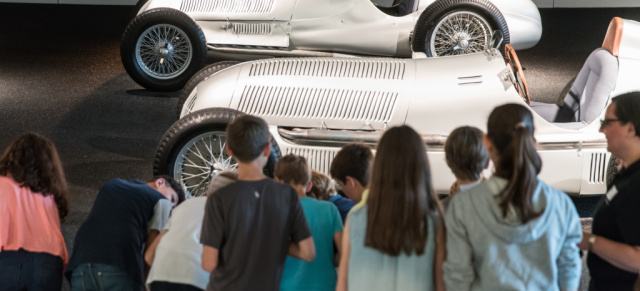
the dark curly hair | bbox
[0,133,70,220]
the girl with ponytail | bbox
[443,104,583,291]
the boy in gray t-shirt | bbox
[200,115,315,291]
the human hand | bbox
[577,231,591,251]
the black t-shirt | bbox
[588,160,640,290]
[201,178,311,291]
[66,179,169,287]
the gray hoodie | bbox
[444,176,582,291]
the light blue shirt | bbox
[280,198,343,291]
[444,176,582,291]
[347,205,436,291]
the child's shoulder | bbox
[304,197,336,209]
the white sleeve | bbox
[148,199,172,231]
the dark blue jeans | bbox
[0,249,64,291]
[149,281,204,291]
[70,263,137,291]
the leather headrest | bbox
[602,17,623,57]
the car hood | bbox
[185,52,513,131]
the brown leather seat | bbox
[602,17,624,57]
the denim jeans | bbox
[149,281,204,291]
[70,263,137,291]
[0,249,64,291]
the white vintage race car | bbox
[153,17,639,199]
[121,0,541,91]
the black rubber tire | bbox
[121,8,207,92]
[154,108,281,196]
[412,0,510,57]
[606,155,619,189]
[176,61,241,119]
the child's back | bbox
[281,197,342,291]
[202,179,309,291]
[200,115,313,291]
[276,154,343,291]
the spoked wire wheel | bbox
[135,24,193,80]
[173,132,237,198]
[429,11,492,57]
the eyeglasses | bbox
[600,118,621,129]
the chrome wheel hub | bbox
[135,24,193,80]
[174,132,237,199]
[457,36,470,50]
[158,44,172,58]
[430,11,493,57]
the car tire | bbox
[412,0,509,57]
[121,8,207,92]
[176,61,241,119]
[154,108,281,198]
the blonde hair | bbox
[309,170,336,201]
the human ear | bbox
[305,181,313,193]
[155,178,165,188]
[627,122,637,138]
[482,134,493,153]
[345,176,356,188]
[262,142,271,157]
[226,146,234,157]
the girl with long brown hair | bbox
[444,104,582,291]
[336,125,446,291]
[0,133,70,290]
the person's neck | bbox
[456,178,479,186]
[293,185,307,199]
[352,187,366,203]
[237,162,267,181]
[621,146,640,168]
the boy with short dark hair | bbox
[275,154,343,291]
[200,115,315,291]
[66,175,185,290]
[443,126,489,207]
[329,143,372,214]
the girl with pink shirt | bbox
[0,133,70,291]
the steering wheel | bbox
[505,44,531,105]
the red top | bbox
[0,175,68,264]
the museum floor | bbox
[0,3,638,290]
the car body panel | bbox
[142,0,542,55]
[179,46,635,195]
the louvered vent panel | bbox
[285,148,336,174]
[180,0,274,13]
[232,23,271,35]
[589,153,607,184]
[238,86,397,122]
[249,59,406,80]
[185,93,198,116]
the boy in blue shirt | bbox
[276,154,344,291]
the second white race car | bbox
[153,17,639,199]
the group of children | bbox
[1,102,589,291]
[142,103,583,291]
